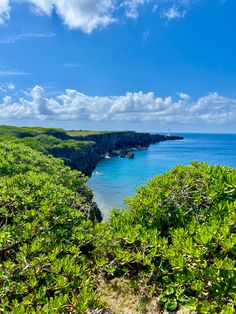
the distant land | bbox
[0,125,183,176]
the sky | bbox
[0,0,236,133]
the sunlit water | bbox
[88,133,236,219]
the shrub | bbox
[95,162,236,313]
[0,143,102,313]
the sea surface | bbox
[88,133,236,219]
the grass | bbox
[67,130,133,137]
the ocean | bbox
[88,133,236,219]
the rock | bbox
[163,309,197,314]
[136,145,148,150]
[82,201,103,223]
[111,149,122,156]
[88,309,113,314]
[104,153,112,159]
[120,151,134,158]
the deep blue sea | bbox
[88,133,236,219]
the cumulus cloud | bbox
[27,0,118,33]
[0,0,197,33]
[0,85,235,125]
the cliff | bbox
[47,141,100,176]
[0,126,183,176]
[61,131,183,176]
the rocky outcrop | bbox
[47,141,100,176]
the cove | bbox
[89,133,236,219]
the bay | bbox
[88,133,236,219]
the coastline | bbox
[89,133,236,217]
[91,190,117,221]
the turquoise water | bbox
[88,133,236,219]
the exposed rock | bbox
[48,141,100,176]
[48,131,183,177]
[163,309,197,314]
[120,151,134,158]
[83,201,103,223]
[88,309,113,314]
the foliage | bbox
[0,129,95,171]
[0,143,102,313]
[0,125,65,138]
[0,132,236,313]
[0,125,125,139]
[95,162,236,313]
[67,130,130,137]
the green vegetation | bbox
[0,125,94,153]
[0,142,102,313]
[0,125,128,139]
[0,128,235,313]
[0,125,65,138]
[0,126,97,171]
[95,162,236,313]
[67,130,131,137]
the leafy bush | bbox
[95,162,236,313]
[0,143,102,313]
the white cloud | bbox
[0,32,55,44]
[0,85,235,125]
[0,83,15,92]
[25,0,117,33]
[7,83,15,90]
[142,30,150,41]
[122,0,150,19]
[0,0,10,25]
[158,0,194,21]
[0,0,197,33]
[0,70,28,77]
[162,6,186,20]
[63,63,80,69]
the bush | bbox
[95,162,236,313]
[0,143,102,313]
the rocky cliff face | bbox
[75,132,152,154]
[48,141,100,176]
[50,132,183,176]
[5,126,183,176]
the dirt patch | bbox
[98,277,161,314]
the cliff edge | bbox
[0,126,183,176]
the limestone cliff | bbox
[50,131,183,176]
[0,125,183,177]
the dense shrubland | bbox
[96,163,236,313]
[0,127,98,175]
[0,135,235,313]
[0,143,102,313]
[0,125,98,157]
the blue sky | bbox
[0,0,236,133]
